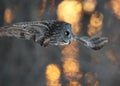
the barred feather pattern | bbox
[0,20,108,49]
[77,36,108,50]
[0,20,72,47]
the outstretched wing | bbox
[78,36,108,50]
[0,22,50,46]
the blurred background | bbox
[0,0,120,86]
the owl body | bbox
[0,20,72,47]
[0,20,108,50]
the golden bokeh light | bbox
[57,0,83,35]
[4,8,13,24]
[45,64,61,86]
[87,12,104,36]
[110,0,120,19]
[61,41,83,82]
[85,72,99,86]
[57,0,83,85]
[62,57,83,81]
[61,41,79,58]
[63,58,79,73]
[69,81,82,86]
[106,50,117,63]
[83,0,97,14]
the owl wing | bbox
[78,36,108,50]
[0,23,51,47]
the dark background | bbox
[0,0,120,86]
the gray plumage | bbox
[76,36,108,50]
[0,20,108,50]
[0,20,73,47]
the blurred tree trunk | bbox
[0,0,5,26]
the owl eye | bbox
[64,31,69,36]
